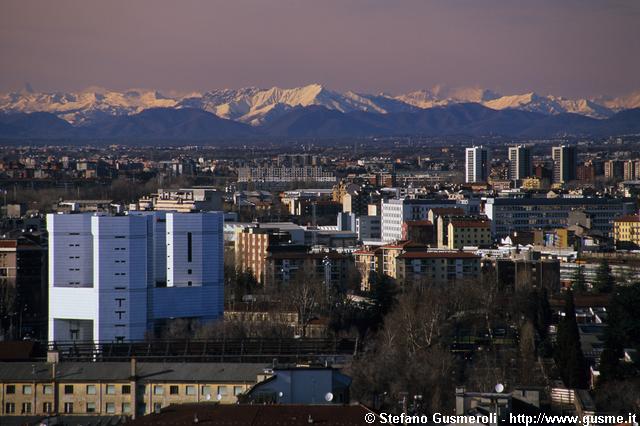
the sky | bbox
[1,0,639,98]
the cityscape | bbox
[1,1,640,425]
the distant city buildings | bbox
[552,145,577,183]
[465,146,491,183]
[508,145,532,181]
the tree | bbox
[599,282,640,381]
[368,273,397,332]
[593,259,615,294]
[571,265,587,293]
[554,289,589,388]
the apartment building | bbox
[613,214,640,249]
[381,198,459,242]
[0,361,267,419]
[395,251,481,285]
[447,219,492,249]
[47,211,224,343]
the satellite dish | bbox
[216,394,223,401]
[324,392,334,402]
[495,383,504,393]
[205,394,211,401]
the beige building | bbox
[447,219,492,249]
[396,251,481,285]
[613,214,640,248]
[0,360,268,419]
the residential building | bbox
[0,236,47,339]
[465,146,491,183]
[395,251,481,285]
[47,211,224,343]
[613,214,640,249]
[604,160,624,180]
[0,361,267,419]
[356,215,381,241]
[447,219,492,249]
[264,250,352,289]
[381,198,459,242]
[552,145,577,183]
[138,188,222,212]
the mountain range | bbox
[1,84,640,140]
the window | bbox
[170,385,179,395]
[6,384,15,394]
[185,385,196,396]
[154,385,164,395]
[201,385,211,396]
[234,386,244,396]
[217,386,228,397]
[122,402,131,414]
[86,384,96,395]
[106,402,116,414]
[86,402,96,413]
[5,402,15,414]
[43,384,53,395]
[122,385,131,394]
[187,232,193,262]
[23,384,32,395]
[187,269,192,275]
[64,402,74,414]
[43,402,53,413]
[21,402,32,414]
[153,402,162,413]
[64,385,74,394]
[106,384,116,395]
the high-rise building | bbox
[47,211,224,343]
[465,146,491,183]
[551,145,577,183]
[508,145,532,181]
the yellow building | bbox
[396,251,481,285]
[613,214,640,248]
[447,219,492,249]
[0,361,268,419]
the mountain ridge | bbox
[2,84,640,126]
[2,104,640,141]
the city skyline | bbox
[1,0,639,98]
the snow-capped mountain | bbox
[2,83,639,125]
[0,87,180,124]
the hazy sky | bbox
[1,0,639,97]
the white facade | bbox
[47,211,224,343]
[508,145,532,181]
[465,146,491,183]
[381,199,460,242]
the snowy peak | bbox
[1,84,639,125]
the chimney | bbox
[130,358,137,378]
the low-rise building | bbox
[0,361,268,419]
[395,250,481,285]
[447,219,492,249]
[613,214,640,249]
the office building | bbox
[552,145,577,183]
[485,197,635,238]
[465,146,491,183]
[47,211,224,343]
[508,145,532,181]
